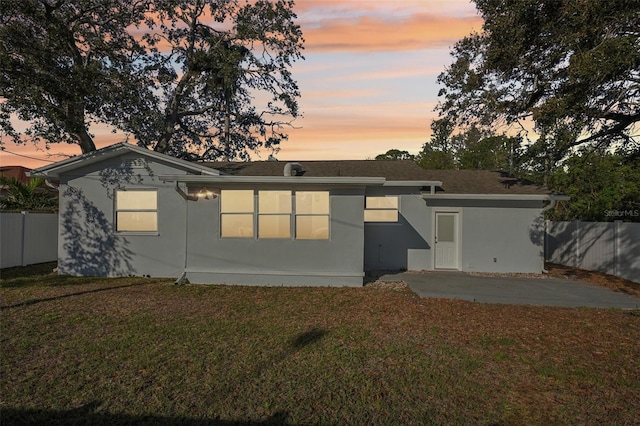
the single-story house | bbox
[29,143,567,286]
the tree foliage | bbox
[546,149,640,222]
[0,0,304,160]
[0,177,58,211]
[0,0,151,153]
[142,0,304,160]
[437,0,640,162]
[375,149,414,161]
[416,118,520,172]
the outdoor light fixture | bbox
[189,186,219,200]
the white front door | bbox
[435,212,459,269]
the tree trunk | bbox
[76,128,97,153]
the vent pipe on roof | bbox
[284,162,302,176]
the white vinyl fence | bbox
[0,212,58,269]
[545,220,640,283]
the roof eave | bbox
[28,143,219,178]
[160,175,386,186]
[383,180,442,187]
[421,193,570,201]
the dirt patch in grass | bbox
[545,262,640,298]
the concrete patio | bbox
[379,271,640,309]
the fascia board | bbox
[383,180,442,187]
[28,143,218,178]
[421,193,569,201]
[160,175,386,186]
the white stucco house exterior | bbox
[30,143,568,286]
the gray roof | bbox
[202,160,552,195]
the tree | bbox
[458,134,520,173]
[136,0,304,160]
[375,149,414,160]
[0,0,152,153]
[415,118,457,169]
[0,177,58,211]
[436,0,640,163]
[546,149,640,222]
[1,0,304,161]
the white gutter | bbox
[383,180,442,188]
[160,175,386,186]
[422,193,570,201]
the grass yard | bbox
[1,264,639,425]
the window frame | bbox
[219,189,331,240]
[115,188,159,234]
[220,189,255,238]
[364,196,399,223]
[294,191,330,240]
[257,190,292,239]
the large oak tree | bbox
[436,0,640,165]
[0,0,303,160]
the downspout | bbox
[175,182,192,285]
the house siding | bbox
[427,199,545,273]
[185,187,366,286]
[57,153,188,278]
[363,187,432,271]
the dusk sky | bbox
[0,0,483,169]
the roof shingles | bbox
[201,160,552,195]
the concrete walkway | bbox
[378,271,640,309]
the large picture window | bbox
[295,191,329,239]
[220,190,254,238]
[116,190,158,232]
[219,190,330,240]
[364,196,398,222]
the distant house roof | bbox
[0,166,32,184]
[203,160,552,195]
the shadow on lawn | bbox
[1,402,295,425]
[0,281,153,311]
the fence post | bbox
[614,220,621,278]
[544,219,549,262]
[20,211,27,266]
[574,220,580,269]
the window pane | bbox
[117,190,157,210]
[366,196,398,209]
[296,191,329,214]
[221,190,254,213]
[437,215,455,242]
[364,209,398,222]
[258,215,291,238]
[259,191,291,213]
[296,216,329,239]
[117,212,158,232]
[221,214,254,237]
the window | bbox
[220,190,254,237]
[258,190,291,239]
[219,190,330,239]
[295,191,329,239]
[364,196,398,222]
[116,190,158,232]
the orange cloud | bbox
[303,13,482,53]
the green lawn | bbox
[1,264,639,425]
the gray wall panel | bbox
[57,154,188,278]
[185,187,366,285]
